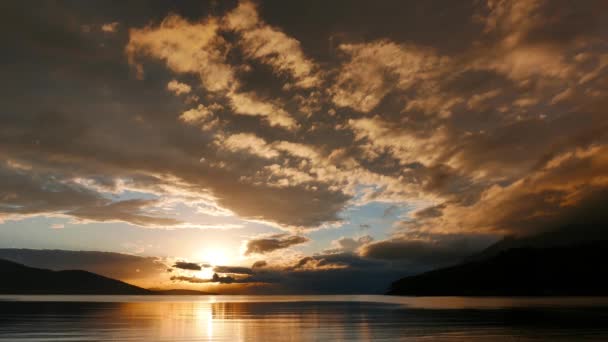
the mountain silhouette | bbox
[0,259,213,295]
[468,223,608,262]
[0,258,153,294]
[387,240,608,296]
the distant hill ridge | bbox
[0,259,211,295]
[468,223,608,262]
[388,240,608,296]
[0,258,152,295]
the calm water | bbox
[1,295,608,341]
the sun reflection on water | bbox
[3,296,608,341]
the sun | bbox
[200,247,231,267]
[197,268,215,280]
[193,246,235,280]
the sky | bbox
[1,0,607,293]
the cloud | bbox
[224,1,321,89]
[101,22,119,33]
[211,272,274,284]
[412,204,446,219]
[457,145,608,235]
[170,275,210,283]
[232,252,407,293]
[169,250,410,293]
[467,89,501,109]
[360,233,495,268]
[179,103,221,124]
[0,163,183,228]
[219,133,279,159]
[68,199,183,228]
[324,235,373,254]
[171,273,265,284]
[251,260,267,269]
[245,234,309,255]
[4,0,608,286]
[126,9,300,130]
[289,256,349,271]
[166,80,191,96]
[126,14,234,90]
[213,265,253,275]
[226,91,297,129]
[332,40,444,112]
[347,116,448,167]
[550,88,574,104]
[173,261,204,271]
[0,161,104,220]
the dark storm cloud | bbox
[170,252,410,293]
[211,273,262,284]
[171,273,265,284]
[245,234,309,255]
[170,275,209,283]
[360,234,496,268]
[261,252,410,293]
[291,256,314,270]
[173,261,206,271]
[251,260,267,269]
[213,265,253,275]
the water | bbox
[1,295,608,341]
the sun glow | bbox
[200,247,231,267]
[197,268,215,280]
[192,246,237,281]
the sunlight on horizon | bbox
[199,247,233,267]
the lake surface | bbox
[1,295,608,341]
